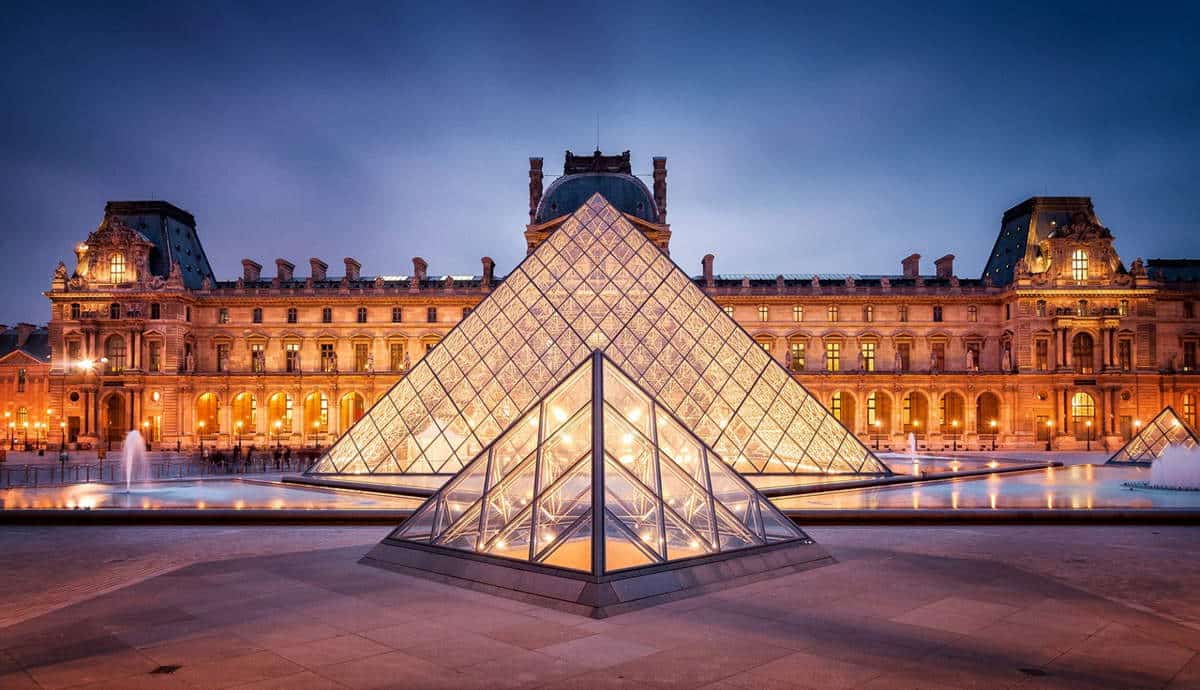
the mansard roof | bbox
[104,200,215,290]
[0,325,51,363]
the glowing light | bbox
[552,407,567,423]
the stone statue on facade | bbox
[966,348,977,371]
[201,276,212,291]
[929,352,939,374]
[845,275,855,289]
[880,277,890,291]
[784,350,793,371]
[857,348,866,371]
[894,350,903,371]
[1130,257,1146,277]
[185,351,195,373]
[366,353,375,373]
[402,354,411,373]
[167,262,184,288]
[1002,345,1012,373]
[54,262,68,281]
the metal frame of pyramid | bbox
[1107,407,1200,464]
[361,351,832,617]
[309,193,889,479]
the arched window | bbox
[267,393,294,440]
[1072,249,1089,281]
[232,392,256,434]
[304,392,329,436]
[939,393,965,433]
[339,392,366,430]
[1072,333,1095,374]
[196,393,220,435]
[110,254,126,282]
[104,334,126,374]
[1071,392,1095,440]
[976,392,1001,433]
[967,305,978,322]
[867,391,892,433]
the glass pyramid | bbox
[389,352,808,574]
[1108,407,1200,464]
[308,193,888,477]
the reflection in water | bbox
[0,480,422,511]
[773,465,1200,511]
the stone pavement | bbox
[0,525,1197,689]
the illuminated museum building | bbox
[17,150,1200,452]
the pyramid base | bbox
[361,538,834,618]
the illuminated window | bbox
[792,305,803,322]
[860,342,875,372]
[390,342,406,371]
[215,343,230,372]
[1119,300,1129,317]
[356,307,368,323]
[354,343,370,371]
[825,341,840,372]
[896,343,911,371]
[285,343,301,372]
[1072,249,1089,281]
[757,305,769,322]
[755,336,772,353]
[722,305,734,317]
[1071,392,1095,439]
[148,341,161,372]
[830,392,843,421]
[1118,340,1132,371]
[788,341,805,371]
[250,343,264,373]
[827,305,838,322]
[392,307,403,323]
[863,305,873,322]
[967,305,978,322]
[109,254,126,282]
[287,307,298,324]
[1184,393,1197,429]
[320,343,336,372]
[866,392,877,426]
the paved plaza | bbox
[0,524,1197,689]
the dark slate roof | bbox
[1147,259,1200,283]
[535,173,658,224]
[0,326,51,363]
[982,197,1096,285]
[105,201,216,290]
[211,274,501,291]
[696,275,987,289]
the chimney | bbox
[275,259,295,281]
[241,259,262,282]
[528,158,544,222]
[343,257,361,281]
[702,254,715,289]
[652,157,668,223]
[481,256,495,291]
[902,253,921,278]
[15,323,35,347]
[934,254,955,279]
[309,258,328,281]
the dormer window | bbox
[110,254,126,282]
[1071,249,1089,281]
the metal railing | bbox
[0,453,317,489]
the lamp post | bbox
[198,419,206,454]
[3,411,10,449]
[1045,419,1054,451]
[59,421,66,452]
[1086,420,1093,451]
[273,419,283,449]
[872,420,882,450]
[311,421,320,449]
[22,421,29,451]
[142,420,151,451]
[951,419,959,452]
[235,420,243,452]
[989,419,997,451]
[6,421,13,450]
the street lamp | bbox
[951,419,959,452]
[1045,419,1054,451]
[1085,420,1093,451]
[142,420,151,451]
[273,419,283,449]
[3,411,9,449]
[198,419,206,453]
[235,420,244,452]
[872,420,882,450]
[989,419,997,451]
[22,421,29,450]
[311,421,320,449]
[59,421,67,452]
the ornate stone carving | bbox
[1054,211,1112,240]
[54,262,68,280]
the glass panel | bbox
[489,408,540,484]
[712,501,761,551]
[604,408,657,490]
[435,501,483,552]
[538,515,592,572]
[442,458,488,525]
[534,459,591,556]
[706,452,755,524]
[663,505,713,561]
[481,454,538,547]
[604,510,656,572]
[656,409,705,484]
[543,363,593,437]
[392,499,437,541]
[604,457,663,558]
[484,506,534,562]
[538,409,592,489]
[658,456,716,550]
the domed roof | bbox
[535,172,658,224]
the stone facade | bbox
[16,156,1200,453]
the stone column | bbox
[1100,329,1110,371]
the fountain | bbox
[1147,444,1200,491]
[122,429,146,493]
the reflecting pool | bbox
[0,479,423,511]
[772,464,1200,511]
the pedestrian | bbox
[283,446,292,469]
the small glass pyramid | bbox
[309,193,887,477]
[389,351,808,574]
[1108,407,1200,464]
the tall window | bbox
[287,307,298,324]
[16,368,26,392]
[862,305,873,322]
[392,307,403,323]
[104,335,125,374]
[1118,340,1132,371]
[931,343,946,371]
[898,305,908,322]
[148,341,162,372]
[354,343,370,371]
[1186,302,1196,319]
[792,305,803,322]
[250,343,265,373]
[67,340,81,364]
[252,307,263,324]
[70,302,80,319]
[825,341,840,372]
[185,306,191,322]
[967,305,978,322]
[1077,300,1088,316]
[932,305,943,322]
[426,307,437,323]
[322,307,333,323]
[1072,249,1089,281]
[109,303,121,320]
[861,342,875,371]
[1119,300,1129,317]
[753,305,767,322]
[356,307,368,323]
[150,303,160,319]
[320,343,336,372]
[788,341,805,371]
[1071,392,1096,440]
[827,305,839,322]
[109,254,126,282]
[1184,393,1197,429]
[830,392,843,421]
[1036,340,1049,371]
[216,344,230,372]
[866,392,878,427]
[1036,300,1047,317]
[1184,342,1197,372]
[218,308,229,324]
[755,337,772,353]
[896,343,911,371]
[285,343,301,373]
[390,342,406,371]
[1072,333,1095,374]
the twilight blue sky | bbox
[1,1,1197,323]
